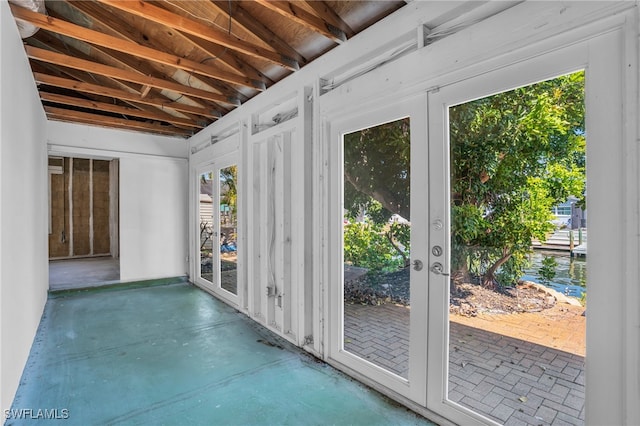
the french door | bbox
[426,30,622,424]
[328,95,428,404]
[195,156,240,306]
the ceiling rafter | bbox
[64,0,260,101]
[45,105,194,136]
[9,0,406,137]
[86,44,236,110]
[153,1,275,86]
[96,0,300,71]
[34,73,221,120]
[26,45,240,106]
[10,3,265,91]
[253,0,346,44]
[211,0,307,67]
[30,32,147,98]
[303,1,355,38]
[179,32,273,89]
[29,27,213,123]
[40,92,205,129]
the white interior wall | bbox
[118,155,188,281]
[47,120,188,158]
[48,125,189,283]
[189,2,640,424]
[0,0,49,413]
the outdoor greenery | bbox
[450,71,585,288]
[538,256,559,284]
[343,72,585,290]
[343,119,411,272]
[220,165,238,221]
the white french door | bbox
[328,94,429,404]
[426,29,623,424]
[195,153,240,307]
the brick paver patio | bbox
[344,303,585,425]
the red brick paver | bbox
[344,302,585,426]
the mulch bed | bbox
[450,281,555,317]
[344,268,556,317]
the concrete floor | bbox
[49,257,120,290]
[10,282,433,425]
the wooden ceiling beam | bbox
[44,106,194,137]
[89,45,238,111]
[179,32,273,88]
[34,73,221,119]
[9,3,266,91]
[211,0,307,67]
[30,33,209,123]
[29,32,151,98]
[253,0,346,44]
[40,92,205,129]
[151,1,274,86]
[303,1,355,38]
[96,0,300,71]
[26,45,240,106]
[64,1,256,101]
[36,64,207,125]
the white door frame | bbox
[192,136,242,308]
[426,25,629,425]
[326,94,429,404]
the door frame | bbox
[425,26,628,425]
[326,94,429,404]
[191,135,242,308]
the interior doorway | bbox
[48,156,120,290]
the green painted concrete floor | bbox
[10,282,434,425]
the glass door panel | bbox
[428,71,587,425]
[447,73,586,425]
[342,118,412,379]
[199,171,214,284]
[331,95,427,404]
[219,165,238,296]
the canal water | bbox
[522,250,586,298]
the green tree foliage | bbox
[342,72,585,290]
[538,256,558,284]
[343,219,404,272]
[450,72,585,288]
[344,118,411,221]
[220,165,237,218]
[343,119,411,271]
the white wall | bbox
[119,155,188,281]
[47,120,189,159]
[0,0,49,413]
[48,123,189,283]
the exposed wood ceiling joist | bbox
[45,105,194,136]
[8,0,406,138]
[97,0,300,70]
[39,92,205,129]
[34,73,221,119]
[11,3,266,91]
[26,45,240,106]
[253,1,346,44]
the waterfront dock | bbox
[532,228,587,256]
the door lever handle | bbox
[430,262,450,276]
